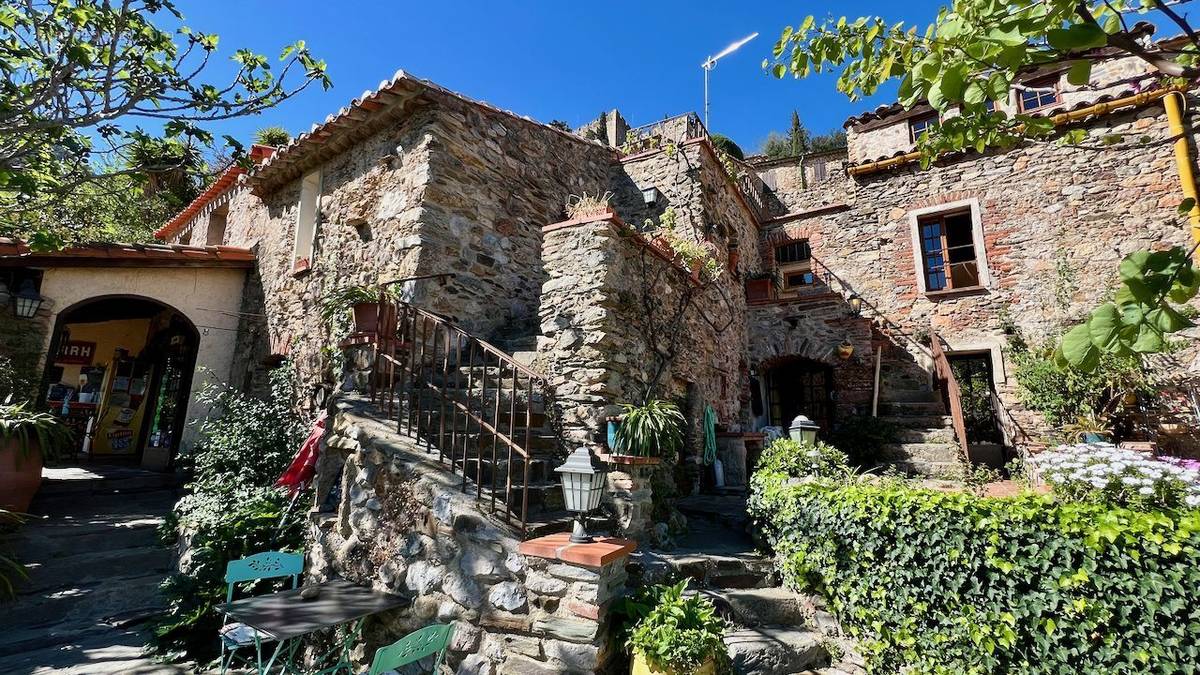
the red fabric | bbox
[275,412,327,495]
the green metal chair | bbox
[219,550,304,675]
[367,623,455,674]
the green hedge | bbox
[748,474,1200,674]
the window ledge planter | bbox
[598,451,662,466]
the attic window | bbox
[1019,76,1060,112]
[909,114,938,143]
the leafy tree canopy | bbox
[0,0,331,249]
[710,133,745,160]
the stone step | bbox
[878,387,937,403]
[878,442,962,463]
[697,587,808,628]
[894,427,955,443]
[35,470,179,499]
[877,414,953,429]
[725,625,829,675]
[876,400,946,416]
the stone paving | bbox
[0,466,192,674]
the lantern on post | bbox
[788,414,819,445]
[555,447,607,543]
[13,279,43,319]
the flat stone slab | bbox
[725,625,828,675]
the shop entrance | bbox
[40,296,199,470]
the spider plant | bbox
[612,399,685,457]
[0,400,72,463]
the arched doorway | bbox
[38,295,200,470]
[765,357,835,433]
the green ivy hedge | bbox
[748,474,1200,674]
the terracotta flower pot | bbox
[632,653,716,675]
[744,278,773,302]
[837,343,855,360]
[352,302,381,334]
[0,438,44,513]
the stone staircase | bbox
[623,495,865,675]
[875,389,965,477]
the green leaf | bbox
[1087,303,1122,350]
[1178,197,1196,216]
[1060,324,1100,370]
[1047,24,1108,52]
[1066,60,1092,86]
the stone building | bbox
[4,38,1191,673]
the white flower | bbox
[1138,487,1154,496]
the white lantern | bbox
[555,447,607,543]
[13,279,43,319]
[788,414,820,445]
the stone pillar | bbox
[515,533,636,674]
[599,453,658,538]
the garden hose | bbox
[703,404,718,466]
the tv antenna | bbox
[701,32,758,131]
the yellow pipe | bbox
[848,88,1178,177]
[1164,91,1200,248]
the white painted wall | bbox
[34,266,246,467]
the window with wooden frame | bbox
[909,114,939,143]
[292,170,321,273]
[774,240,815,293]
[917,209,982,292]
[1019,75,1061,112]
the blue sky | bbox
[173,1,957,153]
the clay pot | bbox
[351,301,396,335]
[0,438,44,513]
[837,342,855,360]
[744,278,773,302]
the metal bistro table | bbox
[217,578,410,674]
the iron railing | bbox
[624,112,706,147]
[366,298,549,531]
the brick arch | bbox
[906,190,979,211]
[759,223,815,266]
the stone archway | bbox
[39,294,201,470]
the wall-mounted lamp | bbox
[13,279,43,319]
[847,293,863,316]
[641,187,660,205]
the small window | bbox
[1019,77,1060,112]
[909,114,938,143]
[784,270,816,288]
[293,170,321,272]
[917,209,981,292]
[774,241,811,265]
[205,206,228,246]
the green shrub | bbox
[748,474,1200,674]
[757,437,851,480]
[709,133,744,160]
[1012,343,1156,428]
[150,366,309,662]
[827,415,897,467]
[625,580,728,672]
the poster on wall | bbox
[106,428,134,452]
[56,341,97,365]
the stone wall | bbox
[310,398,634,674]
[750,93,1200,453]
[174,86,613,401]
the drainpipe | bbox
[1164,91,1200,249]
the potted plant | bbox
[837,340,855,360]
[320,285,391,335]
[626,580,727,675]
[606,399,684,464]
[1063,412,1112,444]
[1,400,72,513]
[744,270,777,302]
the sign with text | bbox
[56,340,97,365]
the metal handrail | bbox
[365,297,548,531]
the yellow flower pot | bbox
[631,653,716,675]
